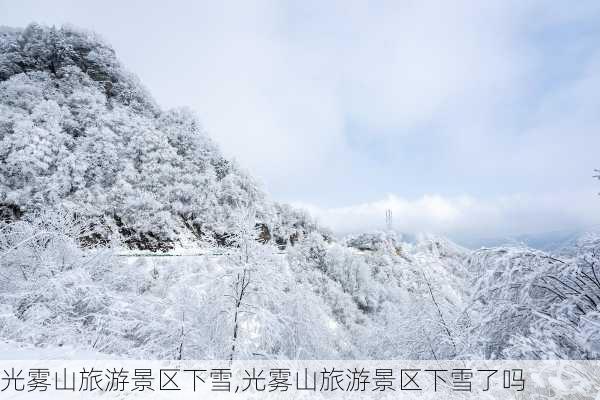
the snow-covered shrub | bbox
[0,208,115,347]
[461,247,561,358]
[463,239,600,360]
[506,244,600,359]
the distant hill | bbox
[456,226,600,254]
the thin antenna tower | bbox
[385,209,393,231]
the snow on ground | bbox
[0,340,113,360]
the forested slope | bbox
[0,24,318,250]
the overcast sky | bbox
[3,0,600,243]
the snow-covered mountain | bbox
[0,24,320,251]
[0,24,599,362]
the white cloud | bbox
[295,191,600,242]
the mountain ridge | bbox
[0,23,321,250]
